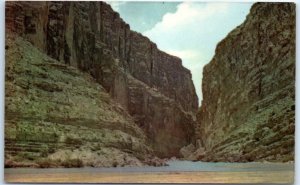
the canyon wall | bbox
[5,35,159,167]
[6,1,198,157]
[197,3,295,162]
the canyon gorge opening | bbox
[4,1,295,170]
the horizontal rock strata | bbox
[197,3,295,162]
[5,1,198,157]
[5,35,164,167]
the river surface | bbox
[5,161,294,183]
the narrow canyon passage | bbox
[4,1,295,173]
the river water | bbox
[5,161,294,183]
[5,160,294,173]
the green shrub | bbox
[37,159,56,168]
[61,158,83,168]
[5,159,15,168]
[112,161,118,167]
[40,148,49,157]
[48,147,56,154]
[65,136,83,145]
[22,152,36,161]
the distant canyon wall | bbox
[197,3,295,162]
[6,1,198,157]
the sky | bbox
[108,1,253,104]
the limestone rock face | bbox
[197,3,295,162]
[5,35,157,167]
[6,1,198,157]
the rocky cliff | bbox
[5,1,198,158]
[5,34,162,167]
[196,3,295,162]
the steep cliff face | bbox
[6,1,198,157]
[5,35,160,167]
[197,3,295,162]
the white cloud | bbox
[106,1,126,11]
[168,49,200,61]
[143,2,252,104]
[144,3,229,37]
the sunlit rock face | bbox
[5,35,155,167]
[197,3,295,162]
[6,1,198,157]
